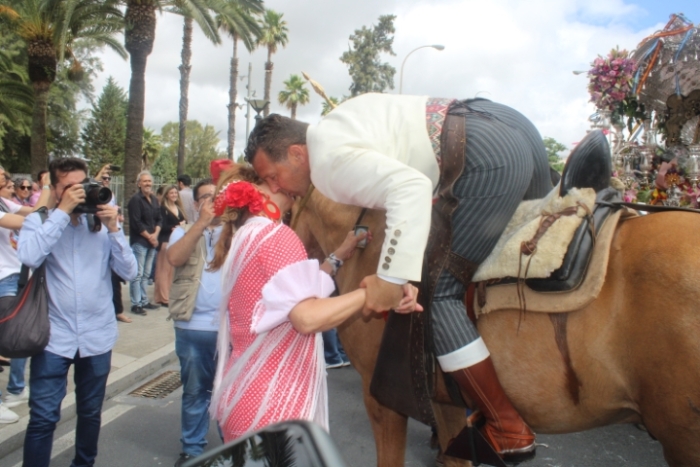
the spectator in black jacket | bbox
[127,170,161,316]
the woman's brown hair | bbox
[162,185,187,223]
[207,164,262,272]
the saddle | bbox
[369,126,615,425]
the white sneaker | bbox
[4,388,29,408]
[0,404,19,424]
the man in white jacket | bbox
[244,93,552,463]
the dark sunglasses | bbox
[102,176,111,181]
[18,185,31,190]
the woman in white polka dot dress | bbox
[207,165,421,442]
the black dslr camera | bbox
[73,179,112,232]
[73,179,112,214]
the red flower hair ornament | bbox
[214,181,281,220]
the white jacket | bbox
[307,93,439,282]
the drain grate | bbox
[129,370,182,398]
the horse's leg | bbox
[339,316,409,467]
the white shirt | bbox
[306,93,436,282]
[0,198,22,281]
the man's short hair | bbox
[244,114,309,164]
[36,169,48,182]
[136,170,152,183]
[193,178,214,202]
[177,174,192,187]
[49,158,88,186]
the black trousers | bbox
[112,271,123,315]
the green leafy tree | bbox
[217,0,263,158]
[544,136,566,173]
[278,74,309,120]
[0,36,32,170]
[141,127,161,170]
[123,0,218,207]
[258,9,288,117]
[0,0,126,175]
[340,14,396,97]
[160,120,224,179]
[81,76,128,174]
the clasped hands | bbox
[360,274,423,316]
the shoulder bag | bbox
[0,207,50,358]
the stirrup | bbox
[445,411,536,466]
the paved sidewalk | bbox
[0,282,178,459]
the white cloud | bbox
[91,0,675,158]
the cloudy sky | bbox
[91,0,700,156]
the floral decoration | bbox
[214,181,264,216]
[588,48,638,114]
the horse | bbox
[293,189,700,467]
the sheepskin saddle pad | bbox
[472,186,597,283]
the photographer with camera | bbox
[17,157,137,467]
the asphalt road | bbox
[1,364,665,467]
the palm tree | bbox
[170,0,221,177]
[258,9,288,117]
[0,49,34,124]
[321,96,340,116]
[278,74,309,120]
[217,0,263,159]
[0,0,125,175]
[141,127,161,170]
[123,0,216,204]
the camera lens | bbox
[95,186,112,204]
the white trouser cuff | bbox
[436,337,490,372]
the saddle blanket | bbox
[473,187,597,282]
[474,209,625,316]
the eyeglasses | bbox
[18,186,31,190]
[102,176,111,181]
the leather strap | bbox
[598,201,700,214]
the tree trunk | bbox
[227,34,239,160]
[291,102,297,120]
[124,1,156,230]
[27,39,56,175]
[263,47,273,117]
[30,83,50,176]
[177,16,193,176]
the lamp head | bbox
[432,44,445,50]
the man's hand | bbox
[95,205,119,232]
[395,283,424,314]
[195,197,215,227]
[57,184,85,214]
[334,230,371,262]
[149,233,159,248]
[359,274,403,314]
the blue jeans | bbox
[129,243,156,307]
[7,358,27,395]
[23,350,111,467]
[175,328,218,457]
[0,273,27,397]
[0,273,19,298]
[322,329,348,365]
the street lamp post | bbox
[399,44,445,94]
[247,98,269,128]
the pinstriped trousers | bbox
[431,99,552,356]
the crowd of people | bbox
[0,156,420,467]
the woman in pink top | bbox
[207,165,421,442]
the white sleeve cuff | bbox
[377,274,408,285]
[252,259,336,334]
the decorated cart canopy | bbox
[585,13,700,207]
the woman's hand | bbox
[334,229,372,261]
[394,283,423,314]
